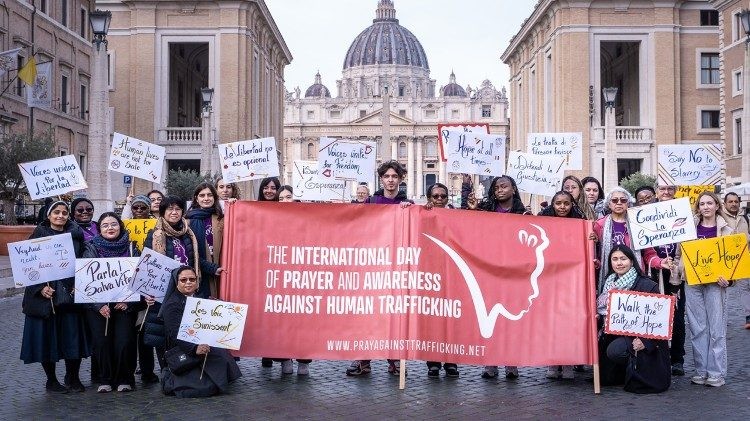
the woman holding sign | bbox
[21,201,90,393]
[186,182,226,299]
[597,244,671,393]
[160,266,241,397]
[82,212,143,393]
[676,191,742,388]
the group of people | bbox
[19,161,750,397]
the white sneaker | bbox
[546,366,560,379]
[705,377,725,387]
[561,365,575,380]
[281,359,294,374]
[116,384,132,392]
[690,375,706,385]
[297,362,309,376]
[97,385,112,393]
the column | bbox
[200,109,212,175]
[743,42,750,182]
[416,137,424,197]
[87,42,113,215]
[407,137,415,198]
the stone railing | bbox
[157,127,202,144]
[592,126,653,143]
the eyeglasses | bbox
[76,207,93,213]
[100,223,119,229]
[178,277,198,284]
[610,198,629,204]
[132,205,148,211]
[431,194,448,199]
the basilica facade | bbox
[282,0,509,200]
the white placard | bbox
[627,197,697,250]
[292,160,347,201]
[74,257,140,303]
[505,151,565,197]
[317,137,376,182]
[526,132,582,170]
[8,233,76,287]
[217,137,280,183]
[129,248,183,302]
[108,133,166,183]
[657,144,723,186]
[19,155,88,200]
[438,123,489,161]
[605,290,675,340]
[177,296,248,350]
[444,130,506,177]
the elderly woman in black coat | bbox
[20,200,90,393]
[597,244,672,393]
[160,266,241,397]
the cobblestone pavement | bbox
[1,288,749,420]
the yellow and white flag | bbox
[0,48,21,78]
[26,61,52,109]
[17,56,37,85]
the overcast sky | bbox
[267,0,538,94]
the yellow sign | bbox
[123,219,157,252]
[674,185,714,207]
[680,234,750,285]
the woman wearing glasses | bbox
[72,198,99,241]
[424,183,460,378]
[82,212,142,393]
[121,190,164,220]
[591,187,674,292]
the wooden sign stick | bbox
[593,363,601,394]
[104,316,109,337]
[47,282,55,315]
[140,306,149,332]
[199,353,208,380]
[399,359,406,390]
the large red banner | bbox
[222,202,598,366]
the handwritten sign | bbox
[177,296,248,350]
[605,290,675,340]
[627,198,697,250]
[437,123,490,161]
[19,155,88,200]
[74,258,140,303]
[444,130,506,177]
[217,137,280,183]
[108,133,166,183]
[674,185,714,207]
[526,132,582,170]
[680,234,750,285]
[657,144,723,186]
[505,151,565,197]
[129,248,183,302]
[7,233,76,287]
[317,137,376,182]
[123,219,157,252]
[292,160,347,201]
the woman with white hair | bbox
[591,187,674,292]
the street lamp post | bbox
[87,9,113,215]
[602,87,619,192]
[200,87,214,175]
[740,10,750,183]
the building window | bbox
[451,109,459,119]
[106,51,114,89]
[424,174,437,196]
[79,154,86,177]
[700,10,718,26]
[15,55,24,96]
[62,0,68,27]
[307,142,315,159]
[40,0,48,14]
[398,110,406,117]
[426,163,435,169]
[425,109,436,118]
[61,74,69,113]
[734,116,742,155]
[700,53,719,85]
[481,105,492,117]
[398,141,407,158]
[426,139,437,156]
[79,83,88,119]
[732,68,743,96]
[398,85,405,96]
[60,149,68,157]
[359,110,366,118]
[700,110,720,129]
[734,12,744,42]
[307,110,314,119]
[330,109,341,118]
[80,7,87,38]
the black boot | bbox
[64,359,85,392]
[42,362,68,393]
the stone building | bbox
[282,0,509,200]
[98,0,291,198]
[501,0,723,190]
[0,0,95,170]
[708,0,749,185]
